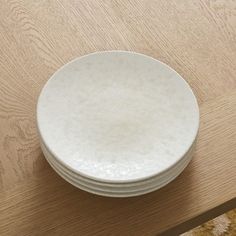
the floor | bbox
[182,209,236,236]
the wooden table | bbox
[0,1,236,235]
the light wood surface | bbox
[0,0,236,235]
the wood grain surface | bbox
[0,0,236,235]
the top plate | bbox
[37,51,199,183]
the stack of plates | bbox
[37,51,199,197]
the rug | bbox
[181,209,236,236]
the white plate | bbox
[37,51,199,183]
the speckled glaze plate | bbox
[37,51,199,196]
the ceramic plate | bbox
[37,51,199,183]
